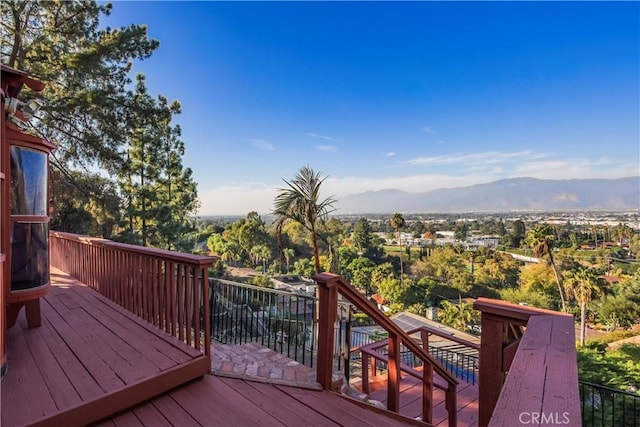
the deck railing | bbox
[209,277,353,370]
[473,298,582,427]
[49,231,214,357]
[314,272,458,427]
[580,381,639,427]
[353,328,479,385]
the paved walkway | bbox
[211,342,321,390]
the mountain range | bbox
[336,177,640,214]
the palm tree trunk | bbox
[311,225,321,274]
[548,249,567,312]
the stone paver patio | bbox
[211,342,322,390]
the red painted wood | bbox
[423,363,434,423]
[1,319,59,425]
[53,271,199,362]
[40,295,126,392]
[361,352,370,394]
[149,394,200,426]
[112,411,144,427]
[387,334,401,412]
[489,315,581,427]
[315,275,338,389]
[62,285,178,370]
[218,377,341,426]
[314,272,459,424]
[131,401,173,427]
[278,382,416,427]
[3,274,210,426]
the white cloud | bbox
[306,132,336,141]
[323,173,494,198]
[197,155,639,215]
[315,144,337,152]
[405,150,540,167]
[250,138,275,151]
[513,158,639,180]
[423,126,435,134]
[385,152,396,157]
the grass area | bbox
[383,245,423,257]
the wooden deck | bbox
[1,269,210,427]
[367,372,479,426]
[97,374,424,426]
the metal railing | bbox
[580,381,639,427]
[209,278,352,369]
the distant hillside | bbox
[336,177,640,214]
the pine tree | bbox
[118,75,198,249]
[1,1,159,234]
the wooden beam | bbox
[28,356,210,427]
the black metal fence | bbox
[210,278,318,366]
[580,381,639,427]
[209,278,478,384]
[210,278,351,369]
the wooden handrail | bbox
[473,297,580,427]
[50,231,214,266]
[49,231,214,359]
[358,340,449,391]
[473,297,572,323]
[406,325,481,351]
[314,272,458,427]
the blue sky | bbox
[103,1,639,215]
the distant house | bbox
[371,293,391,312]
[270,275,315,296]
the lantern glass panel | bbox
[10,146,47,216]
[10,222,49,290]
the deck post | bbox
[477,313,505,427]
[387,333,400,412]
[314,273,339,390]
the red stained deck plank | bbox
[3,272,209,427]
[170,375,288,426]
[2,319,58,426]
[50,270,200,362]
[57,284,180,370]
[104,375,419,427]
[44,289,154,386]
[277,382,415,427]
[22,318,84,410]
[149,394,201,427]
[217,377,341,426]
[111,412,144,427]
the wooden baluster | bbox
[387,333,400,413]
[202,266,211,358]
[177,264,185,341]
[361,351,370,394]
[423,363,433,423]
[185,265,192,346]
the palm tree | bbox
[564,267,602,346]
[273,165,336,274]
[527,223,567,312]
[283,248,295,273]
[250,244,271,273]
[390,213,405,282]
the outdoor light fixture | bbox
[3,96,43,121]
